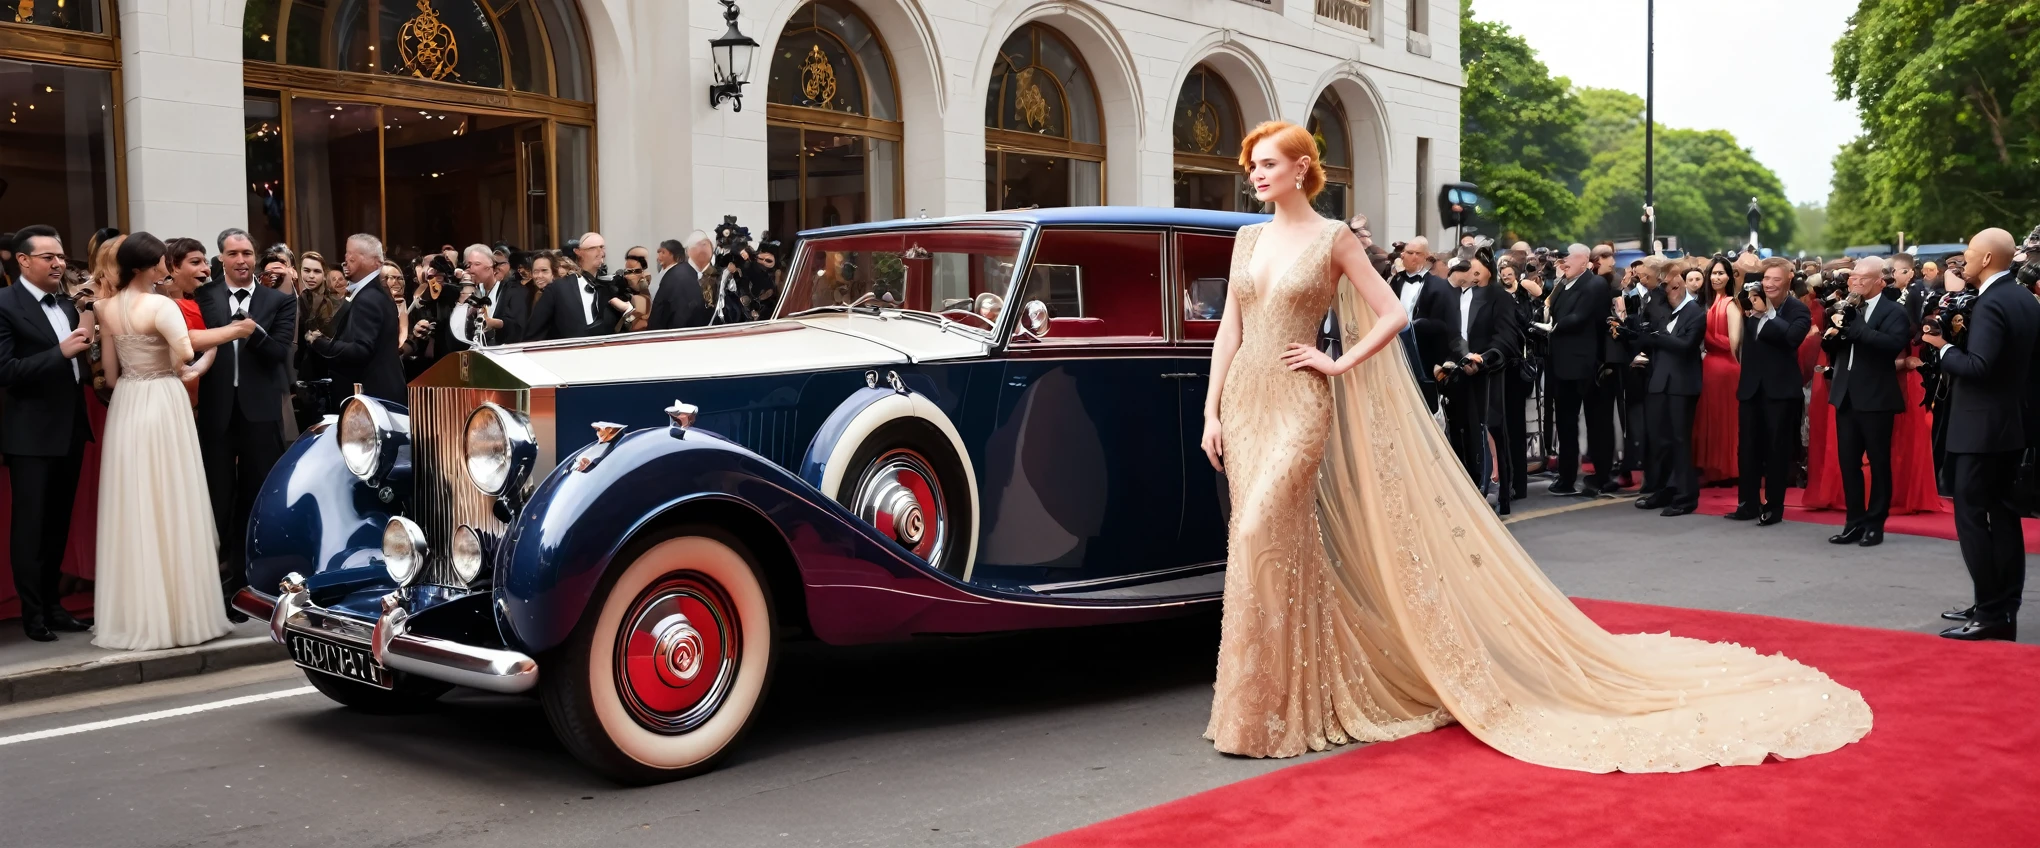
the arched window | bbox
[984,23,1102,210]
[239,0,595,260]
[1172,65,1252,212]
[766,1,903,242]
[1309,92,1353,219]
[0,0,123,240]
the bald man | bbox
[1819,256,1911,547]
[527,230,620,341]
[1925,228,2038,640]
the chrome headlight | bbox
[464,402,536,498]
[450,524,485,586]
[382,516,429,587]
[339,396,405,482]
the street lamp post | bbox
[1643,0,1656,251]
[1747,198,1763,252]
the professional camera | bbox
[1928,289,1978,346]
[712,215,754,269]
[2014,224,2040,289]
[1741,279,1768,312]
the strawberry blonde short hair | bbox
[1238,120,1326,200]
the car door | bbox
[971,228,1185,587]
[1172,229,1236,566]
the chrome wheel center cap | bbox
[651,613,705,686]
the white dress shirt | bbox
[1849,293,1882,368]
[24,278,79,382]
[1457,285,1474,340]
[346,270,380,301]
[577,275,597,326]
[1397,273,1425,323]
[1665,296,1692,333]
[449,280,499,346]
[226,280,257,386]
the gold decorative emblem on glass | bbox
[1015,69,1049,131]
[800,43,838,108]
[12,0,32,24]
[397,0,461,82]
[1191,100,1222,154]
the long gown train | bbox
[92,293,232,651]
[1206,220,1872,773]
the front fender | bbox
[495,424,936,655]
[245,421,401,598]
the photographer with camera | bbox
[1536,244,1617,497]
[1627,257,1706,516]
[1817,257,1910,547]
[448,243,524,347]
[527,231,619,341]
[1437,250,1520,514]
[1609,257,1668,491]
[1726,258,1811,526]
[703,217,779,325]
[1388,236,1465,413]
[1924,228,2039,641]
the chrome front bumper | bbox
[235,574,540,694]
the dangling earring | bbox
[1295,173,1304,191]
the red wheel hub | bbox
[615,574,739,734]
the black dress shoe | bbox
[1579,483,1606,499]
[1942,605,1976,622]
[46,609,91,632]
[1512,486,1529,501]
[1828,526,1865,545]
[1660,504,1696,517]
[22,618,55,643]
[1634,492,1672,510]
[1940,620,2016,641]
[1858,529,1885,547]
[1547,483,1580,496]
[1724,508,1760,521]
[1757,510,1784,526]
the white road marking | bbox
[0,686,315,747]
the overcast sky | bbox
[1470,0,1861,207]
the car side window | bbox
[1012,230,1165,343]
[1177,233,1234,341]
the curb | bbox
[0,635,287,706]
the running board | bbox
[1028,564,1225,600]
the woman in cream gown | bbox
[1200,122,1871,773]
[91,233,255,651]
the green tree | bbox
[1459,0,1588,242]
[1572,87,1646,166]
[1831,0,2040,244]
[1575,127,1795,253]
[1788,202,1833,255]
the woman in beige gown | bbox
[1200,122,1871,773]
[91,233,255,651]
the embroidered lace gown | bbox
[1205,219,1872,772]
[91,292,231,651]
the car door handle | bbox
[1160,373,1206,379]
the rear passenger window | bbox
[1176,233,1235,341]
[1013,230,1165,343]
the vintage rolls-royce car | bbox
[233,207,1266,783]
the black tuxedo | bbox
[648,264,709,331]
[1613,286,1668,480]
[1442,283,1520,507]
[491,279,534,345]
[527,273,620,341]
[311,271,406,407]
[1546,272,1616,489]
[1822,294,1910,533]
[1735,295,1812,515]
[195,280,297,577]
[1936,272,2040,627]
[0,280,92,625]
[1637,295,1704,508]
[1392,271,1465,410]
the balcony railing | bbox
[1315,0,1371,31]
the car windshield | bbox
[778,228,1026,324]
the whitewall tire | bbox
[541,527,776,784]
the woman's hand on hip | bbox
[1282,342,1345,376]
[1200,415,1224,472]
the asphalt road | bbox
[2,492,2026,848]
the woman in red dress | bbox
[161,238,221,406]
[1890,299,1945,514]
[1693,256,1742,483]
[1801,272,1841,510]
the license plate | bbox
[286,631,391,689]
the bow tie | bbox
[584,283,596,294]
[39,293,57,308]
[232,289,249,301]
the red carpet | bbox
[1691,486,2040,552]
[1031,599,2040,848]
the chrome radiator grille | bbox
[408,386,521,587]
